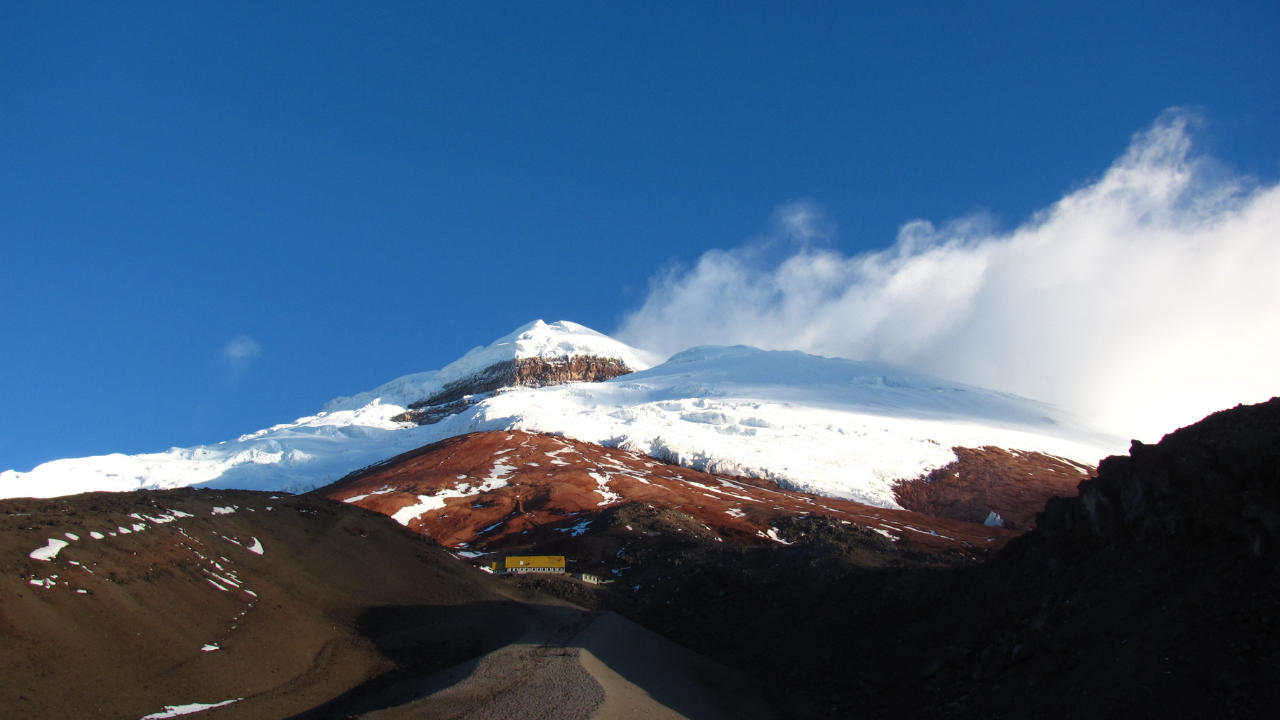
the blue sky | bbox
[2,2,1278,471]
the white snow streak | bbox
[140,699,241,718]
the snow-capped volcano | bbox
[322,320,661,413]
[0,320,1123,504]
[440,344,1121,505]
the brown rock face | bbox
[892,446,1095,530]
[391,356,632,425]
[316,430,1019,556]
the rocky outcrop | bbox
[892,446,1095,530]
[391,356,633,425]
[1035,397,1280,555]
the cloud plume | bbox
[617,111,1280,441]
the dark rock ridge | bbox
[893,446,1095,530]
[1034,397,1280,555]
[391,355,633,425]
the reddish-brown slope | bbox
[318,430,1020,554]
[892,446,1094,530]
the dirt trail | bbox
[353,610,771,720]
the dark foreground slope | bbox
[515,400,1280,719]
[1,489,769,720]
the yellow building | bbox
[491,555,566,575]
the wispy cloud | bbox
[221,335,262,369]
[617,111,1280,441]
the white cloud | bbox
[617,111,1280,441]
[222,335,262,366]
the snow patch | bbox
[764,528,792,545]
[587,471,623,506]
[556,519,593,537]
[29,539,69,561]
[140,699,241,718]
[390,466,515,526]
[344,487,394,503]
